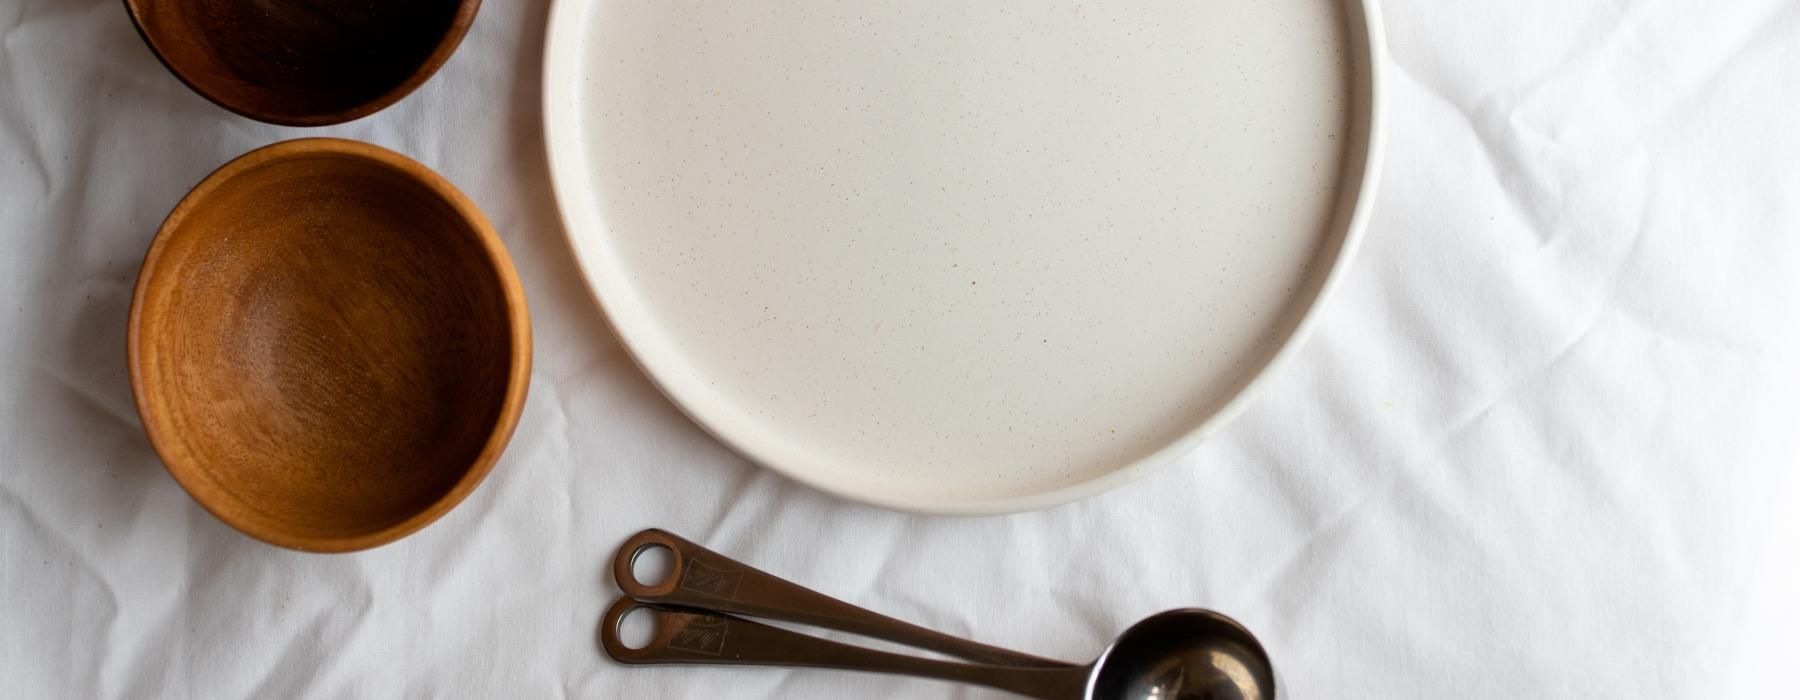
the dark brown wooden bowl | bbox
[129,138,531,552]
[123,0,482,126]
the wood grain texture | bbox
[129,138,531,552]
[123,0,481,126]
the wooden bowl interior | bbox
[126,0,471,123]
[135,150,516,544]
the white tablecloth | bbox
[4,1,1797,697]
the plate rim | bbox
[542,0,1389,514]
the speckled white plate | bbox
[544,0,1385,513]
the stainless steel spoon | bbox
[601,529,1275,699]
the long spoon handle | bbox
[612,528,1071,667]
[601,599,1088,699]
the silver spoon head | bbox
[1087,609,1275,700]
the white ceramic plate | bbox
[545,0,1385,513]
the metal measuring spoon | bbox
[604,602,1273,699]
[601,530,1275,699]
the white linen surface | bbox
[3,1,1797,697]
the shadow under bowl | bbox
[123,0,482,126]
[129,137,531,552]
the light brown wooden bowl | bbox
[129,138,530,552]
[123,0,481,126]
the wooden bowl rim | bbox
[128,137,532,553]
[121,0,483,127]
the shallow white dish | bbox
[545,0,1385,514]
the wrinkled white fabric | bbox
[3,1,1797,698]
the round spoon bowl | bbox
[129,138,531,552]
[1088,610,1276,700]
[124,0,481,125]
